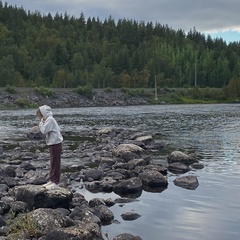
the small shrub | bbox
[14,98,30,108]
[5,84,17,93]
[121,88,145,97]
[75,83,93,99]
[35,86,53,96]
[104,87,112,93]
[29,102,39,108]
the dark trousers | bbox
[49,142,62,184]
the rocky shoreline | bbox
[0,126,204,239]
[0,88,153,109]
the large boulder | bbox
[10,184,73,209]
[27,208,73,234]
[112,144,145,161]
[173,175,199,190]
[168,162,191,174]
[113,177,143,196]
[138,169,168,188]
[167,151,198,165]
[46,221,104,240]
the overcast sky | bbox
[4,0,240,43]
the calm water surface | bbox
[1,104,240,240]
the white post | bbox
[155,75,158,100]
[195,62,197,87]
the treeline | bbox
[0,1,240,89]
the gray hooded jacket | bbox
[38,105,63,146]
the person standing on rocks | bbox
[36,105,63,189]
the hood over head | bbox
[39,105,53,119]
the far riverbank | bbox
[0,87,154,109]
[0,87,231,109]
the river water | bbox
[1,104,240,240]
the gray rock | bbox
[85,169,103,181]
[9,201,30,214]
[138,169,168,188]
[168,162,191,174]
[96,204,114,223]
[0,201,10,215]
[167,150,198,165]
[27,208,73,235]
[113,233,143,240]
[121,211,141,221]
[112,144,144,161]
[45,221,103,240]
[11,184,73,209]
[114,177,143,196]
[173,175,199,190]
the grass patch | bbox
[7,211,41,239]
[35,86,54,97]
[181,97,218,104]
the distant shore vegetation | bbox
[0,1,240,94]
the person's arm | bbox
[39,117,54,134]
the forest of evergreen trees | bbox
[0,1,240,89]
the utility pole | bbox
[194,62,197,87]
[155,75,158,100]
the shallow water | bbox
[1,104,240,240]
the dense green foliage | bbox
[75,83,93,99]
[0,1,240,90]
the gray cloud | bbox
[5,0,240,33]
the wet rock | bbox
[138,169,168,188]
[99,177,116,192]
[113,177,143,196]
[84,169,103,181]
[167,150,198,165]
[113,233,143,240]
[69,206,101,224]
[96,204,114,223]
[173,175,199,190]
[121,211,141,221]
[144,164,168,175]
[115,198,139,204]
[191,162,204,169]
[127,158,150,170]
[70,194,88,208]
[168,162,191,174]
[89,198,106,207]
